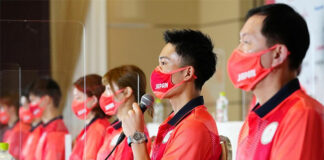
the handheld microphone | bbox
[138,94,155,113]
[105,94,154,160]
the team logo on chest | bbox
[261,121,279,145]
[162,130,173,144]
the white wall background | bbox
[276,0,324,104]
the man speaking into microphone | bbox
[122,29,222,160]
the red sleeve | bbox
[161,120,221,160]
[271,105,324,160]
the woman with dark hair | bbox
[96,65,151,160]
[70,74,111,160]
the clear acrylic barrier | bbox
[0,20,86,159]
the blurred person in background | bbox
[21,84,43,160]
[29,77,69,160]
[69,74,111,160]
[1,93,31,159]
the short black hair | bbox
[246,3,310,70]
[29,77,61,107]
[163,29,216,90]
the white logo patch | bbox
[77,108,86,116]
[237,69,256,82]
[33,109,40,115]
[261,122,279,145]
[105,103,114,111]
[155,83,168,89]
[162,130,173,144]
[110,134,120,146]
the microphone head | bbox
[140,94,154,108]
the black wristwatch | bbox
[127,131,148,146]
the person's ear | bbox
[184,66,195,81]
[123,87,133,99]
[272,44,289,67]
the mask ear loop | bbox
[159,67,197,99]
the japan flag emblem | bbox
[261,121,279,145]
